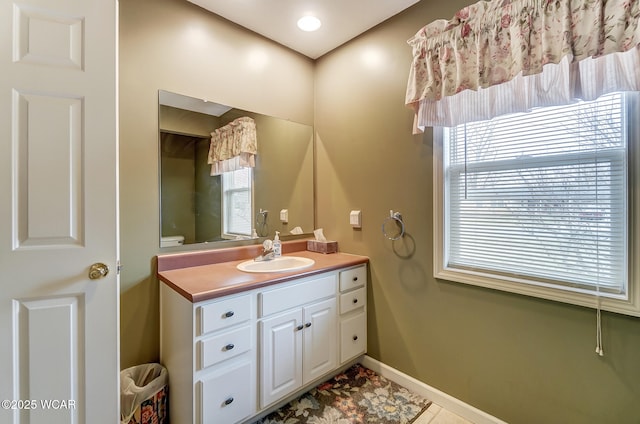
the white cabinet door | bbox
[260,309,303,408]
[303,298,337,384]
[0,0,119,423]
[260,297,338,409]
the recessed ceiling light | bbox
[297,15,321,32]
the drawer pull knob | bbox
[224,343,235,351]
[305,322,312,328]
[224,311,234,318]
[224,397,234,406]
[353,276,358,281]
[353,335,359,341]
[352,298,358,304]
[296,324,304,331]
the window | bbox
[434,92,640,316]
[221,167,252,237]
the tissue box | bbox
[307,240,338,254]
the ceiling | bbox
[187,0,420,59]
[159,90,232,116]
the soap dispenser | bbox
[273,231,282,257]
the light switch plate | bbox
[350,210,362,228]
[280,209,288,223]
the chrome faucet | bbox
[255,239,275,261]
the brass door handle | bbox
[89,263,109,280]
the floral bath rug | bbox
[253,364,432,424]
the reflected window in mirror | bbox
[222,167,253,238]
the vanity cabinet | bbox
[338,266,367,363]
[195,294,256,423]
[160,286,258,424]
[159,261,367,424]
[258,274,337,408]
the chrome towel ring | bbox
[256,209,269,237]
[382,210,405,240]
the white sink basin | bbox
[236,256,315,273]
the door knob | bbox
[89,263,109,280]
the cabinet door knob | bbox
[224,343,235,351]
[224,397,234,406]
[305,322,312,328]
[224,311,234,318]
[296,324,304,331]
[353,276,358,281]
[353,335,359,341]
[352,298,358,304]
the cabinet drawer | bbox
[340,311,366,363]
[259,274,336,317]
[199,325,252,370]
[339,287,366,315]
[339,266,366,292]
[198,294,252,336]
[199,361,255,424]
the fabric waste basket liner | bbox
[120,363,168,424]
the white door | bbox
[303,298,337,384]
[259,309,302,408]
[0,0,119,423]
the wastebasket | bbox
[120,363,168,424]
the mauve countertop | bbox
[157,240,369,303]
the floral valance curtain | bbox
[207,116,257,176]
[406,0,640,130]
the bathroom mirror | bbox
[159,90,314,248]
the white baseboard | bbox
[361,356,507,424]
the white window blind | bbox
[443,93,629,296]
[222,167,252,236]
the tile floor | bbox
[414,403,474,424]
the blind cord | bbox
[594,131,604,357]
[463,123,468,200]
[596,306,603,356]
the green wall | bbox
[314,1,640,423]
[160,132,198,243]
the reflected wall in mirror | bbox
[159,90,314,247]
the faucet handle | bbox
[262,239,273,251]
